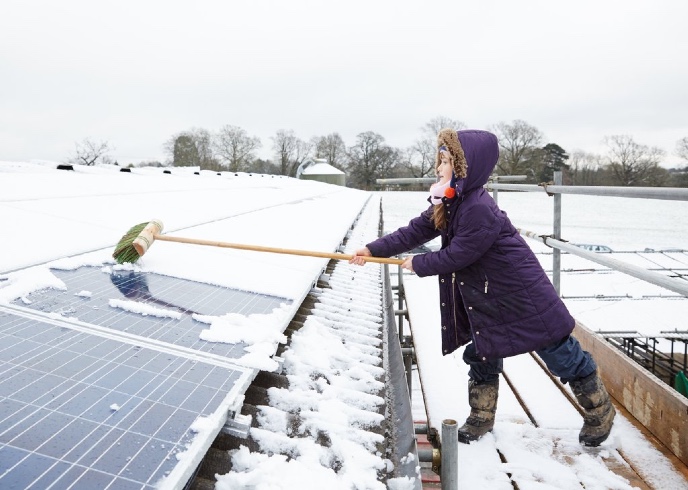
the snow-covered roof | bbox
[0,161,404,489]
[301,162,344,175]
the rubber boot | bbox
[570,370,616,447]
[457,378,499,444]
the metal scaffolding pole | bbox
[441,419,458,489]
[518,229,688,297]
[553,171,562,295]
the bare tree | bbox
[405,116,467,179]
[70,138,114,166]
[272,130,312,176]
[250,158,280,175]
[423,116,466,137]
[163,128,218,169]
[292,139,312,175]
[312,133,347,169]
[491,120,544,176]
[568,150,604,185]
[163,133,180,165]
[347,131,399,190]
[604,135,665,186]
[405,138,436,179]
[676,136,688,163]
[214,125,261,172]
[193,128,217,171]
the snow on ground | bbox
[405,275,688,489]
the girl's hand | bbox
[401,255,415,273]
[349,247,372,266]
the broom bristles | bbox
[112,222,149,264]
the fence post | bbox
[398,264,404,342]
[396,264,414,400]
[441,419,458,489]
[553,171,562,295]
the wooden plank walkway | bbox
[404,275,688,489]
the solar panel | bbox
[1,266,293,488]
[15,267,289,359]
[0,310,250,489]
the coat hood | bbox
[436,129,499,196]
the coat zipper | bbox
[451,272,460,341]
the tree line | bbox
[69,117,688,189]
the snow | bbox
[108,298,184,319]
[1,161,687,489]
[194,306,290,371]
[302,162,345,175]
[404,274,688,489]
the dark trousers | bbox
[463,335,597,384]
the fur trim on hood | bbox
[436,128,467,180]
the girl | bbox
[350,129,615,446]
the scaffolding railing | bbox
[486,172,688,298]
[489,173,688,392]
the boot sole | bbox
[581,432,611,447]
[458,432,475,445]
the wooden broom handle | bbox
[154,234,405,265]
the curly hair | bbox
[436,128,467,180]
[431,129,467,230]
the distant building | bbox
[296,158,346,186]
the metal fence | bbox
[487,172,688,298]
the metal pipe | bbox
[485,183,688,201]
[397,264,405,342]
[552,171,562,295]
[518,228,688,297]
[417,447,441,471]
[490,174,527,182]
[441,419,458,489]
[377,177,437,185]
[417,448,433,462]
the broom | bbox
[112,220,404,265]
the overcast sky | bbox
[2,0,687,166]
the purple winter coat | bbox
[367,130,575,360]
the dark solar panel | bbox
[0,311,249,489]
[15,266,290,360]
